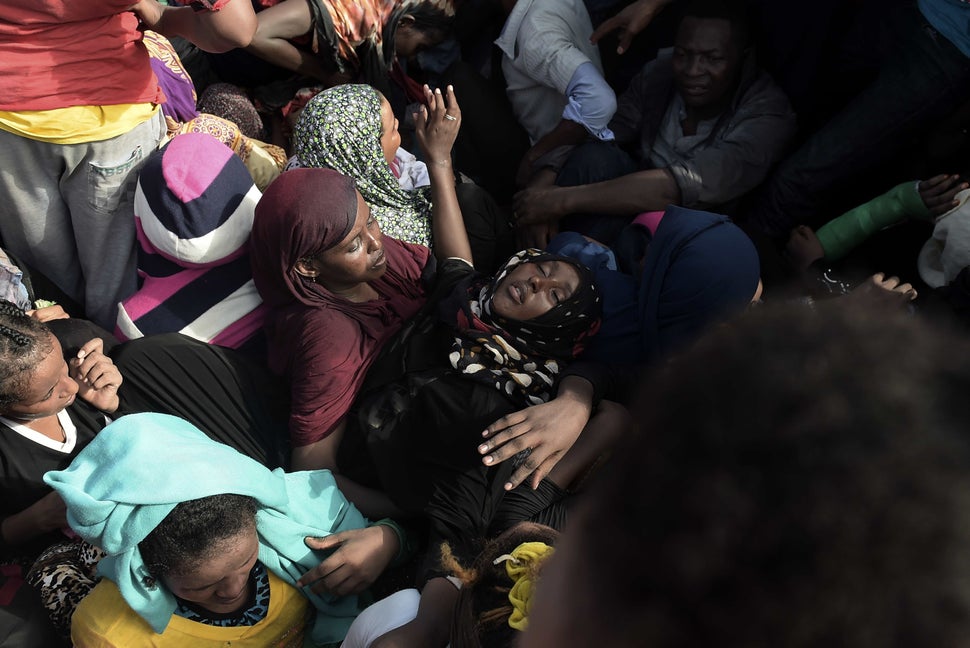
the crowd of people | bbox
[1,0,969,646]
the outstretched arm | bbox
[514,167,680,225]
[131,0,257,52]
[413,85,474,265]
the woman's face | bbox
[492,259,581,321]
[2,334,78,421]
[379,94,401,166]
[163,524,259,615]
[300,191,387,292]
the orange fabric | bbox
[0,1,162,111]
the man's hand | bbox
[513,186,568,226]
[590,0,674,54]
[517,222,559,250]
[919,174,967,218]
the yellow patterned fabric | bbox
[177,114,287,191]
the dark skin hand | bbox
[919,174,967,217]
[589,0,675,54]
[297,525,399,597]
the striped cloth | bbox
[116,133,266,348]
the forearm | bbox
[247,31,330,80]
[334,475,406,520]
[527,120,588,166]
[555,375,594,416]
[152,3,257,52]
[1,507,52,547]
[547,399,630,489]
[815,181,925,261]
[290,419,344,471]
[408,578,461,648]
[557,167,680,217]
[427,160,473,263]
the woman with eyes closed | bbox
[250,87,625,524]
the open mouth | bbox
[680,85,709,96]
[372,251,386,268]
[509,282,524,304]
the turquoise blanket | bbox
[45,413,368,645]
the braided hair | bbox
[444,523,559,648]
[0,300,54,411]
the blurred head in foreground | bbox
[523,301,970,648]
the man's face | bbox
[671,16,742,114]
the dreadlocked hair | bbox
[139,494,258,578]
[445,523,559,648]
[0,300,54,411]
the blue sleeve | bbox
[562,62,617,141]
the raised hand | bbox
[413,85,461,168]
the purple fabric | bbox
[150,57,198,124]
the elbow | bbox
[205,26,256,52]
[201,8,258,52]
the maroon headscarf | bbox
[250,168,427,338]
[250,168,430,445]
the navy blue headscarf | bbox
[549,206,760,364]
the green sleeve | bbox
[815,181,928,261]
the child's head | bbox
[0,301,70,418]
[139,493,259,615]
[445,522,558,647]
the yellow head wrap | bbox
[492,541,555,631]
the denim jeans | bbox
[556,140,638,246]
[750,1,970,239]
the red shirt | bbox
[0,1,162,110]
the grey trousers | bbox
[0,111,166,328]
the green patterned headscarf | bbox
[294,84,432,246]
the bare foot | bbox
[785,225,825,271]
[844,272,918,309]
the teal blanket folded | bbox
[45,412,368,645]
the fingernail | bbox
[435,88,441,94]
[483,455,494,465]
[478,444,488,453]
[504,482,513,491]
[77,350,86,359]
[447,84,453,92]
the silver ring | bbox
[444,114,458,121]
